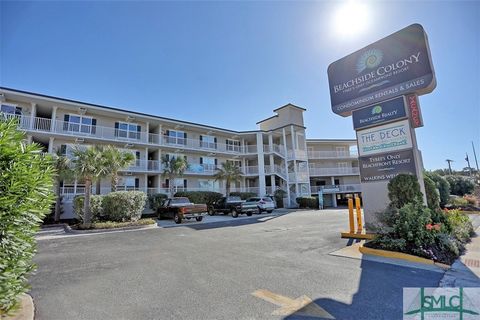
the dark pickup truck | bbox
[208,196,258,218]
[158,197,208,224]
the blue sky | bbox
[1,1,479,171]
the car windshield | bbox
[170,198,191,205]
[226,196,241,202]
[262,198,273,202]
[247,197,260,202]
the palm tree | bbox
[103,146,136,192]
[214,162,242,196]
[71,146,109,227]
[52,149,73,222]
[161,155,189,196]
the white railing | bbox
[308,167,360,176]
[287,149,308,160]
[162,135,245,154]
[307,150,358,159]
[310,184,362,194]
[243,166,259,175]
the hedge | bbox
[0,119,55,314]
[229,192,257,200]
[174,191,223,206]
[148,193,168,211]
[296,197,319,209]
[103,191,147,222]
[73,194,105,222]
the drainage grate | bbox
[464,259,480,268]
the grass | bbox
[74,218,156,230]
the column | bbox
[48,137,54,154]
[282,128,291,205]
[256,132,266,196]
[145,147,149,170]
[290,126,298,195]
[144,174,148,194]
[27,135,33,144]
[29,103,36,130]
[331,176,337,208]
[51,106,58,132]
[145,122,149,143]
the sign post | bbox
[328,24,435,232]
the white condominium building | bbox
[0,87,361,219]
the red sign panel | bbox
[407,94,423,128]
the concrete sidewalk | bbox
[441,226,480,287]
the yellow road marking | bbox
[252,289,335,319]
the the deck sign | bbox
[328,24,436,117]
[352,96,407,130]
[356,119,412,156]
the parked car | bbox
[209,196,258,218]
[246,197,275,213]
[157,197,208,224]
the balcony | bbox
[307,150,358,159]
[287,149,308,160]
[310,184,362,194]
[308,167,360,176]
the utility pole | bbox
[465,153,472,176]
[472,141,479,171]
[446,159,454,175]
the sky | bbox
[1,0,479,171]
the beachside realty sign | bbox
[359,149,416,183]
[352,96,407,130]
[328,24,436,117]
[357,119,413,156]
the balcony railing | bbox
[287,149,308,160]
[310,184,362,194]
[307,150,358,159]
[308,167,360,176]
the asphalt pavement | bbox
[31,209,445,320]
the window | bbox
[337,162,349,173]
[115,122,141,140]
[1,104,22,115]
[119,177,139,191]
[200,135,217,149]
[165,130,186,145]
[200,157,217,171]
[226,159,242,168]
[335,146,347,156]
[226,139,240,152]
[198,179,219,191]
[63,114,96,135]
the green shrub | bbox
[274,189,287,208]
[425,172,450,208]
[75,218,156,230]
[103,191,147,222]
[0,119,55,314]
[449,195,468,207]
[73,195,105,222]
[446,209,474,243]
[148,193,168,212]
[296,197,319,209]
[424,174,440,210]
[446,175,475,196]
[387,174,423,209]
[228,192,257,200]
[174,191,223,206]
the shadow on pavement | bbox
[283,258,449,320]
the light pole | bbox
[446,159,454,175]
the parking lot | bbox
[32,209,444,319]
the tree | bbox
[214,162,242,196]
[446,175,475,196]
[161,155,189,196]
[387,174,423,209]
[103,146,135,192]
[425,171,450,208]
[423,174,440,210]
[71,146,109,227]
[52,149,73,222]
[0,118,54,314]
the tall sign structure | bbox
[327,24,436,230]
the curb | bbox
[65,223,157,234]
[359,246,451,270]
[1,294,34,320]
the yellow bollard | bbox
[348,198,354,233]
[355,196,362,233]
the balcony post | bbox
[256,132,266,197]
[48,137,54,154]
[29,103,36,130]
[330,176,337,208]
[282,128,291,204]
[50,106,58,132]
[145,122,149,143]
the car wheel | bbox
[256,208,262,214]
[232,209,239,218]
[174,213,182,224]
[208,208,215,216]
[246,212,253,216]
[195,216,203,222]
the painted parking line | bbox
[252,289,335,319]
